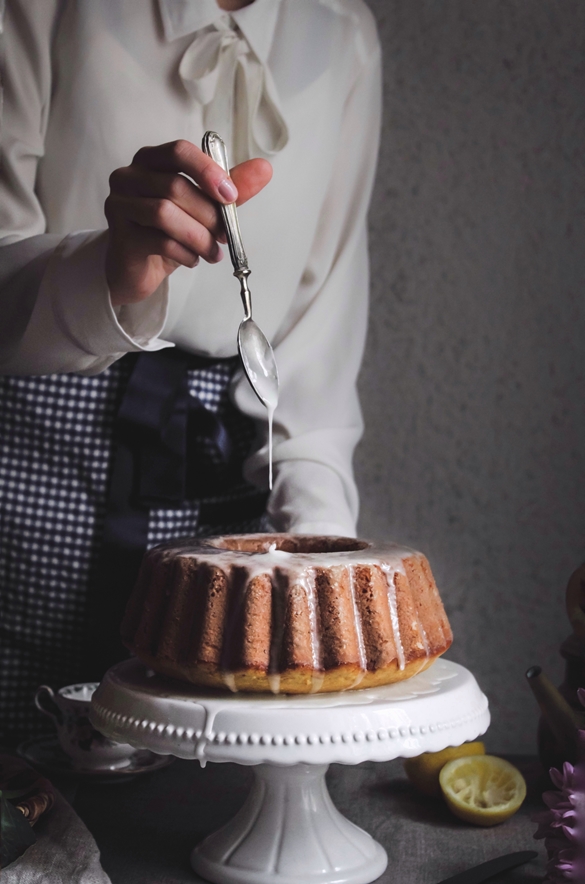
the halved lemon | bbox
[403,741,486,797]
[439,755,526,826]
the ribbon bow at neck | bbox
[179,17,288,165]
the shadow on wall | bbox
[357,0,585,753]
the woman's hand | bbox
[104,139,272,306]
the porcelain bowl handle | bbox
[34,685,63,723]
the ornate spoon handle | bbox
[202,131,252,320]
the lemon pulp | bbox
[439,755,526,826]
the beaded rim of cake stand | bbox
[91,695,488,749]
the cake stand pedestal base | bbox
[91,658,489,884]
[192,762,387,884]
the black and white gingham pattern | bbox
[0,356,266,743]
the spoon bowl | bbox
[237,318,279,411]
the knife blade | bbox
[436,850,538,884]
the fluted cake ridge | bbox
[121,534,453,694]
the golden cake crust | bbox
[121,534,453,694]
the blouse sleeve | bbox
[234,29,383,538]
[0,0,170,376]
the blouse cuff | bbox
[288,521,359,538]
[47,230,171,368]
[266,459,357,539]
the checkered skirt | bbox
[0,357,268,743]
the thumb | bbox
[230,158,273,206]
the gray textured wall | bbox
[357,0,585,753]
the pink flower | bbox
[534,749,585,879]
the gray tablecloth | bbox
[4,788,111,884]
[68,756,547,884]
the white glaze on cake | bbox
[380,562,406,671]
[122,535,453,695]
[165,537,413,685]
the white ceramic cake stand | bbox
[91,658,489,884]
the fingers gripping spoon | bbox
[202,131,279,490]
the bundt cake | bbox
[121,534,453,694]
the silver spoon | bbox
[202,131,279,488]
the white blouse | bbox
[0,0,381,537]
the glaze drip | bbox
[267,402,275,490]
[348,566,367,685]
[122,534,452,694]
[418,621,430,656]
[303,570,322,675]
[380,563,406,671]
[221,672,237,693]
[194,703,222,767]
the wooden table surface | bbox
[60,755,547,884]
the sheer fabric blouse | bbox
[0,0,382,536]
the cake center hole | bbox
[209,535,370,554]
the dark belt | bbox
[83,348,267,679]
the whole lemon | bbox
[403,741,486,797]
